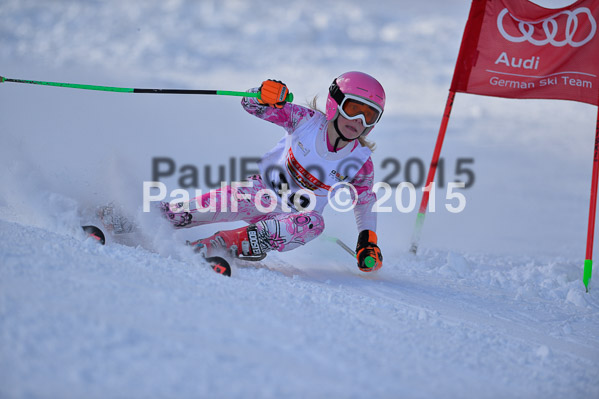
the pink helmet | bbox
[326,71,386,125]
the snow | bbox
[2,218,598,398]
[1,0,598,398]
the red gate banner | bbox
[451,0,599,105]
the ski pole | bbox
[324,235,378,270]
[330,236,357,258]
[0,75,294,102]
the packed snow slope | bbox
[1,216,598,399]
[1,0,598,398]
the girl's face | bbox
[333,114,366,140]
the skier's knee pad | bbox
[258,211,325,253]
[291,211,325,239]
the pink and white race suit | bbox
[162,90,378,253]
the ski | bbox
[82,225,106,245]
[80,225,230,276]
[185,239,233,277]
[203,256,232,277]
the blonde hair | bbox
[308,96,376,152]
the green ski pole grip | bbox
[364,256,375,268]
[253,92,294,103]
[217,91,293,103]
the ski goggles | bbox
[337,95,383,127]
[329,79,383,128]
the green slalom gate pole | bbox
[0,76,294,102]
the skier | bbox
[161,71,385,272]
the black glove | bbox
[356,230,383,272]
[258,79,289,108]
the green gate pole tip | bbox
[583,259,592,293]
[0,76,5,83]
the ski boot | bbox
[187,224,268,261]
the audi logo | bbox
[497,7,597,47]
